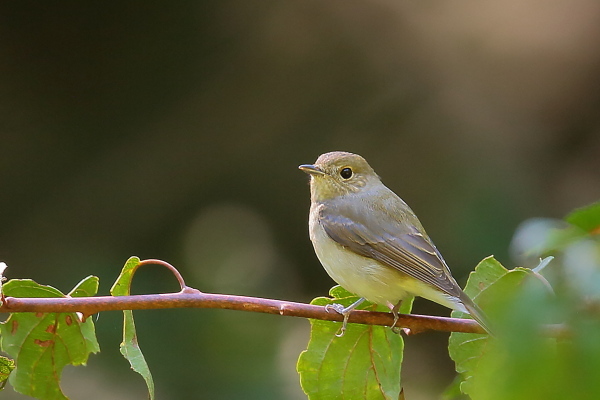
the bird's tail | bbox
[459,293,494,335]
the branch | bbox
[0,287,483,334]
[0,258,567,336]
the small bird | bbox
[299,151,491,335]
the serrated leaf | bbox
[0,279,100,400]
[298,286,412,400]
[462,276,564,400]
[448,257,506,396]
[110,256,155,400]
[448,257,546,397]
[460,256,507,300]
[566,201,600,234]
[0,356,15,390]
[442,374,468,400]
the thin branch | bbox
[1,287,484,334]
[0,259,568,336]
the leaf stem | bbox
[136,259,189,291]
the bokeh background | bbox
[1,2,600,399]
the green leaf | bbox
[459,256,508,301]
[110,257,155,400]
[68,276,99,298]
[449,257,553,397]
[2,279,64,298]
[448,257,520,396]
[110,256,141,297]
[0,356,15,390]
[566,201,600,234]
[297,286,411,400]
[0,279,100,400]
[442,374,469,400]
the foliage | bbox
[297,201,600,399]
[446,200,600,399]
[0,258,152,399]
[0,277,100,399]
[447,257,553,398]
[110,256,155,400]
[0,201,598,399]
[297,286,412,400]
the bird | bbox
[299,151,491,335]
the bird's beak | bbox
[299,164,326,176]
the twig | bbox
[2,288,486,334]
[0,257,569,336]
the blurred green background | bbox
[1,2,600,399]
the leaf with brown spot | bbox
[34,339,54,347]
[0,278,100,399]
[10,320,18,335]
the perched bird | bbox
[299,151,491,335]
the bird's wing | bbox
[318,199,463,298]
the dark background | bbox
[1,2,600,399]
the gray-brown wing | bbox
[318,201,463,299]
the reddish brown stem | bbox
[0,259,567,336]
[133,259,189,291]
[1,289,482,334]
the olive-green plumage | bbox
[299,151,491,334]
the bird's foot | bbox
[392,327,412,335]
[325,298,365,337]
[390,300,410,334]
[391,318,403,334]
[324,303,347,315]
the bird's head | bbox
[299,151,381,202]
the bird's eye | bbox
[340,167,353,179]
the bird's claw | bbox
[391,326,412,335]
[324,298,366,337]
[325,303,347,314]
[325,302,352,337]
